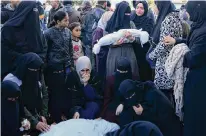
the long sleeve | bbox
[44,29,52,63]
[68,31,74,68]
[175,38,187,44]
[1,27,22,76]
[38,31,48,62]
[141,100,158,123]
[144,18,154,35]
[24,107,39,129]
[40,73,49,118]
[92,28,104,46]
[183,34,206,69]
[1,27,22,59]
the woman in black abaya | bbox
[131,0,154,81]
[3,53,49,135]
[105,1,139,78]
[1,1,47,79]
[182,1,206,136]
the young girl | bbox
[44,11,74,123]
[69,22,84,65]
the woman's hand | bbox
[73,112,80,119]
[21,119,31,130]
[164,36,176,45]
[36,122,50,132]
[116,104,124,116]
[133,104,143,115]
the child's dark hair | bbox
[49,11,67,28]
[68,22,81,31]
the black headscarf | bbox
[3,1,44,53]
[114,57,132,99]
[12,53,43,113]
[105,1,131,33]
[186,1,206,30]
[106,121,163,136]
[1,80,21,136]
[119,79,144,107]
[131,1,153,34]
[151,0,175,44]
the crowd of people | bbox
[1,0,206,136]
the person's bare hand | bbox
[95,117,102,120]
[73,112,80,119]
[124,31,132,38]
[164,36,176,45]
[133,104,144,115]
[36,122,50,132]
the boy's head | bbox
[69,22,81,38]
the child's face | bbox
[57,14,69,28]
[72,26,81,38]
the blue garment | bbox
[106,121,163,136]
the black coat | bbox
[1,1,47,78]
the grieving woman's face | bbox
[79,68,90,77]
[136,3,145,16]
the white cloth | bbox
[165,43,190,121]
[92,29,149,54]
[39,119,120,136]
[3,73,22,86]
[3,73,42,88]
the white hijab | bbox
[76,56,92,78]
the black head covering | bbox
[151,0,175,44]
[186,1,206,29]
[1,80,21,136]
[1,80,21,99]
[105,1,131,33]
[12,53,43,113]
[12,52,43,80]
[119,79,144,107]
[3,1,44,53]
[114,57,132,99]
[130,1,150,30]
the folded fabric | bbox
[93,29,149,54]
[39,119,120,136]
[165,43,190,121]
